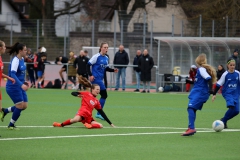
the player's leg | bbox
[96,89,107,120]
[59,66,66,84]
[1,105,16,122]
[53,115,82,127]
[84,121,103,129]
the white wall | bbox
[0,1,21,32]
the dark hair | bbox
[55,57,60,64]
[99,42,108,52]
[84,50,88,53]
[8,42,26,55]
[38,46,42,49]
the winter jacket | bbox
[229,54,240,71]
[113,50,129,68]
[133,54,142,72]
[216,68,225,80]
[138,54,154,81]
[74,55,89,75]
[68,57,77,76]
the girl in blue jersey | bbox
[87,42,118,120]
[1,42,29,130]
[182,53,216,136]
[212,58,240,128]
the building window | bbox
[156,0,167,8]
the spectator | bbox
[185,65,197,92]
[74,50,89,90]
[37,53,47,88]
[36,47,47,88]
[25,48,36,88]
[68,51,77,89]
[33,47,41,81]
[213,64,225,93]
[55,56,69,84]
[138,49,154,93]
[133,50,142,92]
[229,49,240,71]
[113,45,129,91]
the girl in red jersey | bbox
[0,40,15,121]
[53,76,115,129]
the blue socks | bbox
[97,98,106,115]
[9,108,22,127]
[188,108,196,129]
[222,108,239,123]
[4,106,16,114]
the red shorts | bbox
[76,111,95,124]
[0,91,2,100]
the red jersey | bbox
[0,56,3,86]
[77,91,101,118]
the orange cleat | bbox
[53,122,62,127]
[84,123,92,129]
[181,128,196,136]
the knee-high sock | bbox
[4,106,16,114]
[97,98,106,115]
[186,83,190,91]
[222,108,239,123]
[187,108,196,129]
[9,108,22,127]
[61,119,71,126]
[91,124,102,128]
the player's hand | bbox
[111,124,116,128]
[114,68,118,73]
[212,95,216,102]
[22,82,29,91]
[8,77,15,84]
[89,76,95,82]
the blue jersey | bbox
[6,56,26,88]
[216,70,240,103]
[188,67,211,110]
[88,53,109,80]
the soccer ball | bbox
[212,120,224,132]
[158,87,164,92]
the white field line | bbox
[1,130,240,141]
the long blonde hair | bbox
[195,53,217,83]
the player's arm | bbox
[86,63,92,76]
[97,109,113,126]
[105,67,115,72]
[71,92,83,98]
[2,73,15,83]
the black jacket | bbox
[133,54,142,72]
[74,55,89,75]
[138,54,154,81]
[216,68,225,80]
[230,54,240,71]
[113,50,129,68]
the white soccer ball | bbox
[158,87,164,92]
[212,120,224,132]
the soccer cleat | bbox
[0,108,6,122]
[220,118,228,129]
[53,122,62,127]
[7,126,20,130]
[84,123,92,129]
[181,128,196,136]
[95,114,105,120]
[141,90,146,93]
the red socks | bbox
[62,119,71,126]
[186,83,190,92]
[91,124,102,128]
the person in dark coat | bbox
[213,64,225,93]
[138,49,154,93]
[229,49,240,71]
[133,50,142,92]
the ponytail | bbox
[8,42,26,55]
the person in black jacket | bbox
[55,56,69,84]
[138,49,154,93]
[213,64,225,93]
[229,49,240,71]
[113,45,129,91]
[133,50,142,92]
[74,50,89,90]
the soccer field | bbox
[0,89,239,160]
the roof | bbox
[6,0,26,19]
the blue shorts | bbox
[6,87,28,104]
[37,71,43,77]
[225,97,239,111]
[92,79,105,90]
[188,90,209,110]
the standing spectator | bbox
[113,45,129,91]
[138,49,154,93]
[36,47,47,88]
[185,65,197,92]
[181,53,216,136]
[104,53,110,88]
[133,50,142,92]
[2,42,29,130]
[67,51,77,89]
[212,58,240,129]
[0,40,15,124]
[37,53,47,88]
[74,50,89,90]
[229,49,240,71]
[87,42,118,120]
[55,56,69,84]
[33,48,41,81]
[213,64,225,93]
[25,48,36,88]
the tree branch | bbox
[54,7,81,18]
[26,0,41,13]
[54,1,84,13]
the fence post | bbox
[172,14,174,37]
[37,19,39,51]
[113,10,117,55]
[121,20,123,44]
[226,16,228,37]
[92,20,95,47]
[181,20,183,37]
[199,15,202,37]
[64,18,67,57]
[150,20,153,56]
[10,19,13,45]
[212,20,214,37]
[143,12,146,50]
